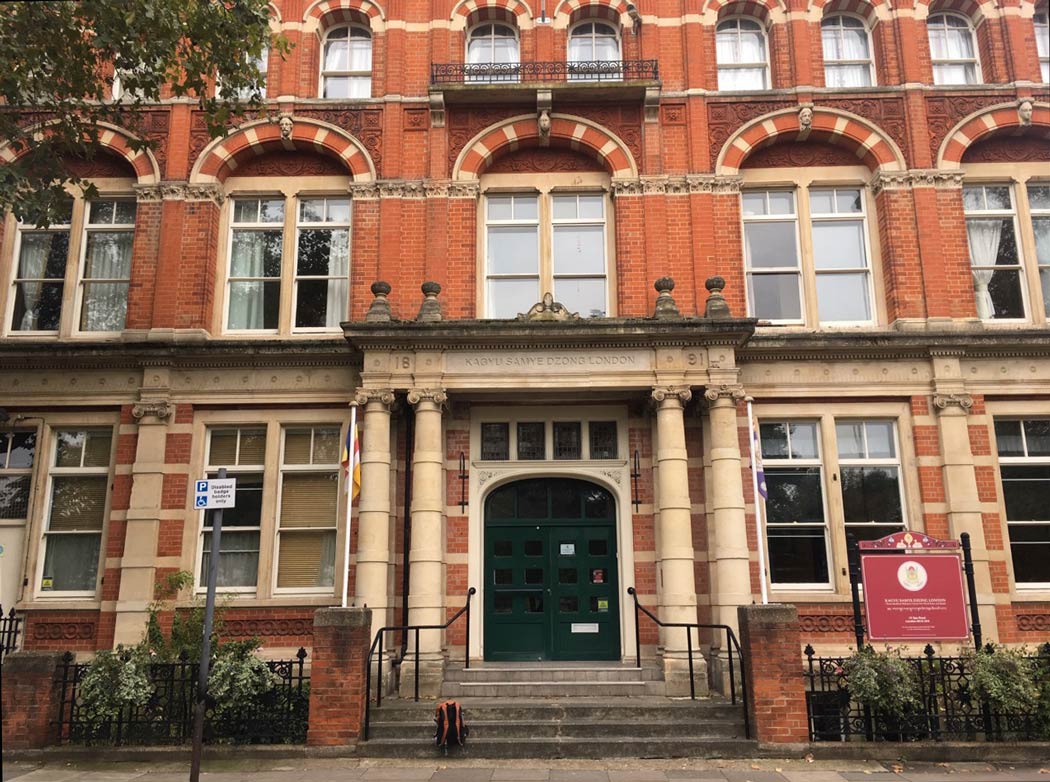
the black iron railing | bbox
[363,587,476,741]
[626,587,749,738]
[431,60,659,85]
[0,605,23,662]
[53,648,309,746]
[804,643,1050,742]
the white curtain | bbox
[325,228,350,328]
[83,232,132,331]
[967,218,1002,319]
[230,231,268,329]
[16,235,48,330]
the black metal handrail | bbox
[363,587,476,741]
[627,587,750,738]
[431,59,659,85]
[0,605,23,662]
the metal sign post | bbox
[189,468,235,782]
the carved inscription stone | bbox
[446,349,653,374]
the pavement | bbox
[4,759,1050,782]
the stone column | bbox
[401,388,447,697]
[352,388,395,644]
[934,392,997,641]
[113,385,173,647]
[651,385,704,696]
[704,384,751,634]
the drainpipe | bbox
[400,404,415,661]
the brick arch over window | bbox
[552,0,630,28]
[190,118,376,183]
[702,0,787,23]
[453,114,637,179]
[716,107,905,173]
[0,121,160,185]
[815,0,888,24]
[451,0,534,30]
[304,0,386,31]
[918,0,997,23]
[938,102,1050,168]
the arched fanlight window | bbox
[716,18,768,90]
[321,25,372,98]
[821,15,874,87]
[927,13,981,85]
[466,23,520,82]
[568,21,622,81]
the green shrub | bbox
[842,646,920,718]
[76,647,152,724]
[967,644,1039,715]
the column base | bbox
[398,657,445,699]
[662,652,709,697]
[706,649,743,699]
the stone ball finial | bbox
[366,281,393,322]
[653,276,680,320]
[417,281,443,322]
[703,276,731,319]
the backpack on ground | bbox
[434,699,467,751]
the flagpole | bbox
[341,402,358,609]
[746,398,769,605]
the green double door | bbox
[483,478,620,661]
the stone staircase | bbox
[358,664,754,758]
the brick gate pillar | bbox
[306,607,373,747]
[1,651,63,749]
[737,604,808,745]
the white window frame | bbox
[0,429,36,523]
[927,12,982,85]
[75,199,136,334]
[834,419,908,543]
[225,196,285,334]
[36,428,113,599]
[217,46,270,100]
[1037,12,1049,83]
[8,209,73,335]
[196,427,266,595]
[809,186,876,326]
[292,197,351,333]
[963,183,1029,322]
[273,425,341,595]
[320,24,373,99]
[567,20,623,81]
[760,420,834,591]
[1027,181,1050,321]
[995,418,1050,590]
[466,22,521,83]
[716,17,770,91]
[821,14,876,87]
[743,189,804,325]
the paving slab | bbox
[548,771,610,782]
[360,770,437,781]
[722,772,788,782]
[490,771,550,781]
[429,769,495,781]
[607,772,669,782]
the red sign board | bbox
[861,553,970,641]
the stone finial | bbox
[652,277,680,319]
[416,281,443,322]
[518,292,580,321]
[703,276,731,319]
[365,281,393,322]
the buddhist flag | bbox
[751,419,767,499]
[342,407,361,500]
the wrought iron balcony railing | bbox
[431,59,659,85]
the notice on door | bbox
[861,553,969,641]
[571,623,600,634]
[560,543,575,556]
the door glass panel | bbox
[585,489,613,519]
[525,567,544,584]
[588,538,608,556]
[517,481,547,518]
[486,485,515,519]
[524,539,543,556]
[527,595,544,613]
[494,568,513,584]
[560,596,578,612]
[551,481,580,518]
[559,568,577,584]
[494,594,513,613]
[493,540,512,556]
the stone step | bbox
[440,680,656,697]
[367,717,746,740]
[355,736,758,759]
[449,666,663,683]
[369,697,745,723]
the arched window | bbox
[321,25,372,98]
[568,21,622,81]
[821,15,874,87]
[716,18,768,90]
[1036,11,1049,82]
[927,13,981,85]
[466,23,520,83]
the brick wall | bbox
[738,604,808,744]
[306,607,372,746]
[1,652,64,749]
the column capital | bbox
[933,393,974,414]
[354,388,396,407]
[131,399,174,423]
[407,387,448,408]
[651,385,692,407]
[703,383,746,404]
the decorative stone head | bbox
[538,109,551,139]
[365,281,393,322]
[1018,99,1033,127]
[652,276,680,319]
[416,281,443,322]
[278,113,294,140]
[799,106,813,131]
[703,276,732,319]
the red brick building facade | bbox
[0,0,1047,690]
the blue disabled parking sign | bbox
[193,478,237,509]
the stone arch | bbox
[938,101,1050,168]
[701,0,788,23]
[814,0,888,24]
[552,0,630,29]
[452,113,637,180]
[0,120,161,185]
[303,0,386,32]
[917,0,999,23]
[189,117,376,183]
[715,106,906,174]
[451,0,534,30]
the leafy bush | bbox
[967,644,1039,715]
[76,647,152,724]
[842,646,920,718]
[208,641,282,725]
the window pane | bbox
[488,226,539,275]
[742,193,766,216]
[297,229,349,276]
[1029,184,1050,211]
[280,473,338,528]
[481,422,509,460]
[589,421,617,459]
[760,422,788,458]
[1009,524,1050,583]
[296,278,347,328]
[488,278,539,319]
[231,231,282,278]
[841,466,903,525]
[767,526,829,584]
[228,281,280,329]
[1001,465,1050,522]
[81,282,130,332]
[810,190,835,214]
[750,273,802,320]
[201,530,260,588]
[517,422,545,460]
[8,432,36,468]
[553,422,582,460]
[865,421,895,457]
[995,419,1024,456]
[765,467,825,524]
[554,277,607,318]
[277,530,336,588]
[836,421,865,458]
[42,534,100,591]
[488,196,513,220]
[206,474,263,528]
[0,475,31,519]
[789,422,818,458]
[816,273,870,323]
[1024,420,1050,456]
[48,476,108,532]
[239,431,267,465]
[813,221,866,269]
[986,269,1026,319]
[746,221,797,268]
[553,225,605,275]
[284,430,313,464]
